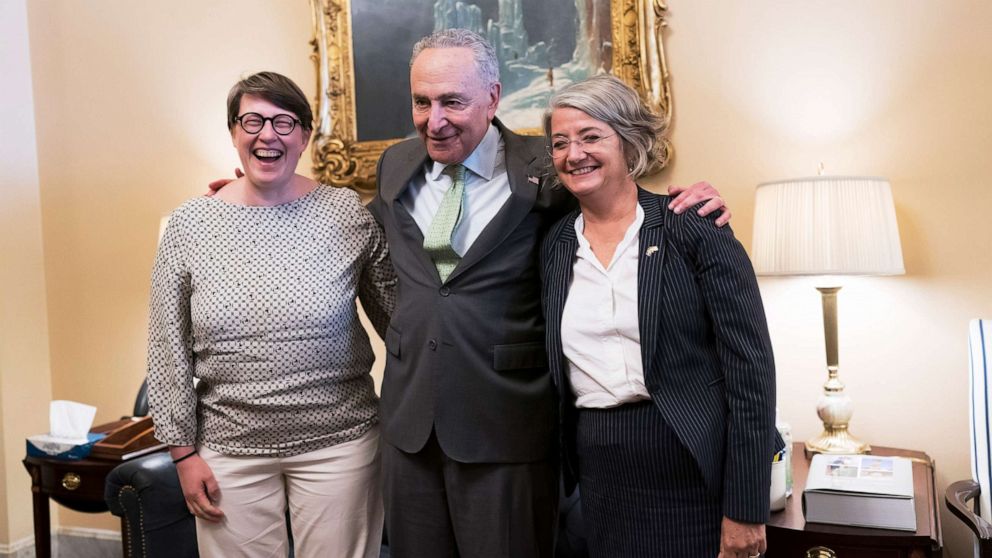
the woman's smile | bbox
[252,147,283,162]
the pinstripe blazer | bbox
[541,187,781,524]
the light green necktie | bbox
[423,164,466,282]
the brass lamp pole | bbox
[804,287,870,454]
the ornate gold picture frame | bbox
[309,0,672,198]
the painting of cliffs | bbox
[351,0,611,140]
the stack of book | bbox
[802,454,916,531]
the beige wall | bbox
[8,0,990,555]
[0,0,57,547]
[24,0,314,534]
[649,2,992,556]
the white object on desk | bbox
[770,459,788,511]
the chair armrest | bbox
[946,479,992,540]
[105,452,188,518]
[104,452,197,558]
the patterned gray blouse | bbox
[146,186,396,457]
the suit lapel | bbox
[545,214,579,390]
[446,120,543,283]
[379,139,427,204]
[637,188,667,376]
[381,141,443,282]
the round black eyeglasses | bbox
[235,113,302,136]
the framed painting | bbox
[309,0,672,198]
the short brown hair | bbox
[226,71,313,133]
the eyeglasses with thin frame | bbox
[235,112,303,136]
[548,133,616,159]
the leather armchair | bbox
[105,452,197,558]
[132,380,149,417]
[104,380,197,557]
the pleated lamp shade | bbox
[751,176,905,276]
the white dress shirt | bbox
[561,203,651,409]
[399,124,512,256]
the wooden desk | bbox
[767,443,942,557]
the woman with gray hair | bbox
[540,74,781,558]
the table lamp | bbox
[752,175,905,454]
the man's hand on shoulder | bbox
[206,168,243,196]
[667,181,731,227]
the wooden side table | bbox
[767,442,942,557]
[22,454,121,558]
[22,418,162,558]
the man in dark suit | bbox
[368,29,729,557]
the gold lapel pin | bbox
[645,246,659,257]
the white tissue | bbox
[48,400,97,443]
[26,401,98,456]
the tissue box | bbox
[26,432,107,461]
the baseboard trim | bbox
[0,536,33,554]
[55,526,121,541]
[1,527,122,557]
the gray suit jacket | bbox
[369,119,575,463]
[541,187,781,523]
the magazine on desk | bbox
[802,454,916,531]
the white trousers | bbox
[196,426,383,558]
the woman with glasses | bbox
[145,71,394,557]
[540,74,781,558]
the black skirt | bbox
[576,401,723,558]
